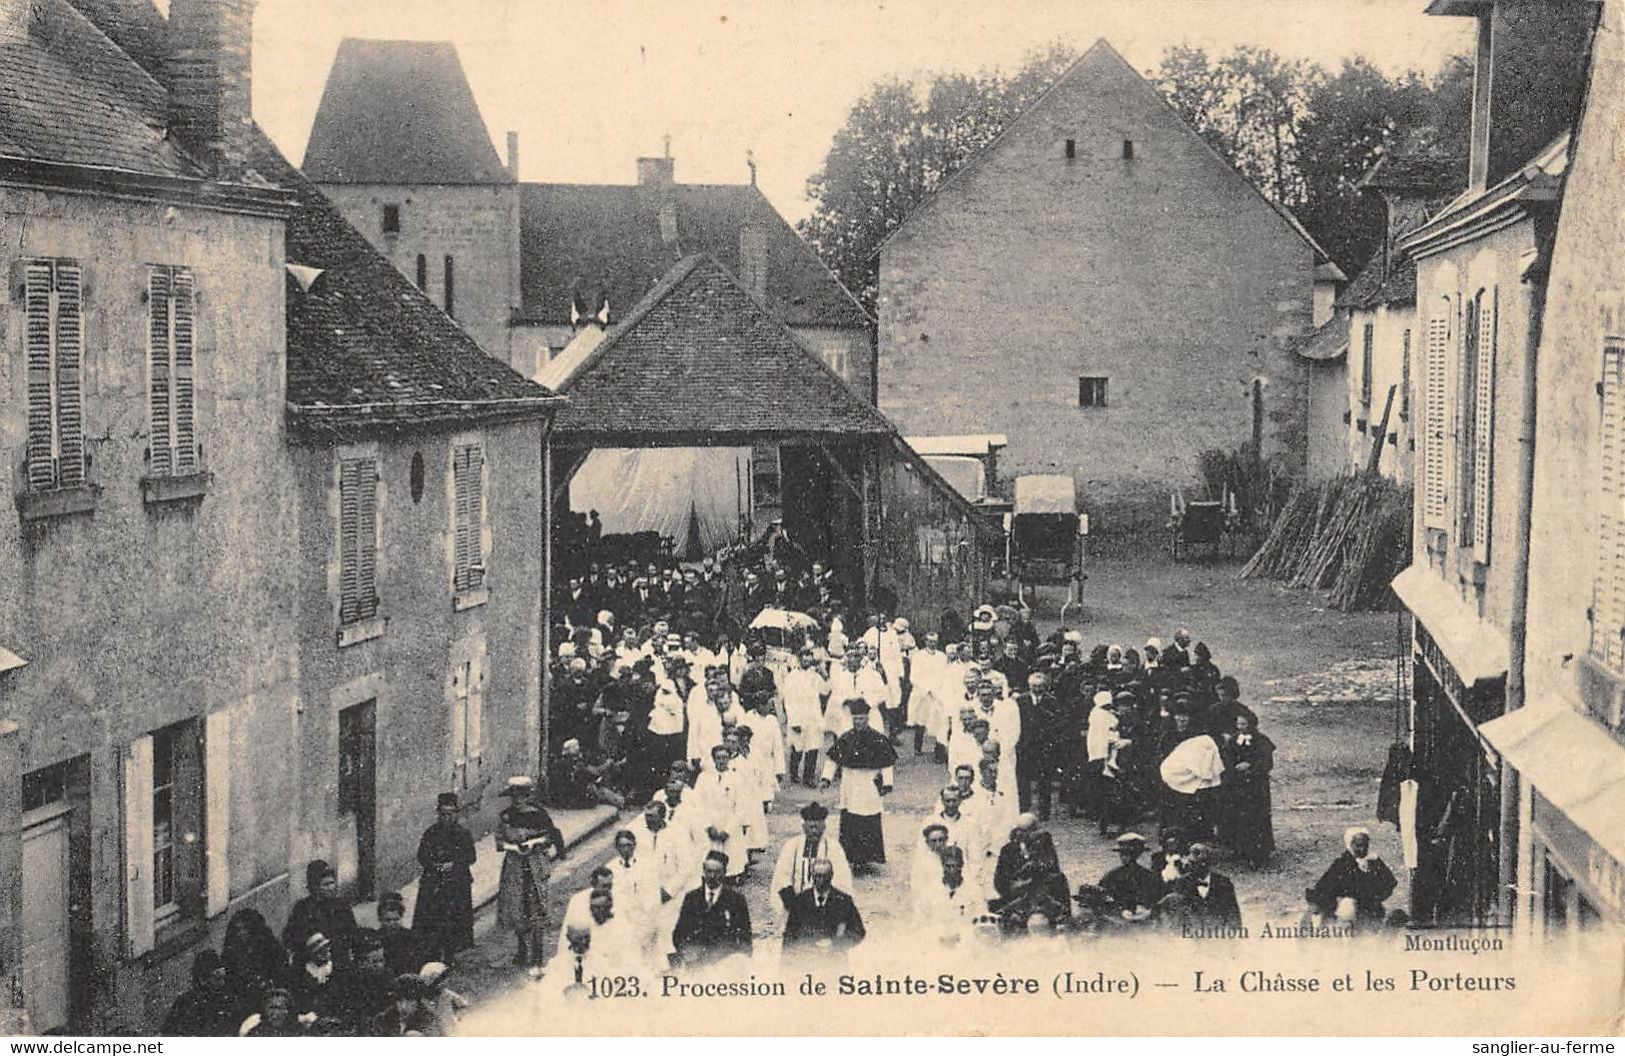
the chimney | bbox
[638,154,678,248]
[167,0,255,178]
[506,132,520,179]
[739,220,768,303]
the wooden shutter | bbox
[1423,306,1451,529]
[172,269,196,473]
[356,460,378,619]
[1597,345,1625,668]
[339,460,361,623]
[1400,330,1412,419]
[24,262,55,490]
[148,268,173,477]
[203,709,231,918]
[453,448,472,592]
[53,262,84,489]
[123,736,156,958]
[1472,287,1497,562]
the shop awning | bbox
[1481,700,1625,866]
[1392,564,1510,685]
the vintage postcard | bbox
[0,0,1621,1039]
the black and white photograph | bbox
[0,0,1620,1039]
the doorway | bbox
[337,702,377,900]
[20,756,88,1035]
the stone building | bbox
[1488,0,1625,934]
[304,40,875,397]
[876,39,1343,531]
[302,38,522,369]
[1393,0,1596,927]
[1334,155,1465,484]
[0,0,299,1031]
[0,0,561,1032]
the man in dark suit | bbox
[672,852,753,967]
[782,859,866,963]
[992,814,1040,905]
[1174,843,1241,925]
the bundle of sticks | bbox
[1239,474,1411,611]
[1240,385,1411,611]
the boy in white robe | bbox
[686,679,744,765]
[692,744,752,878]
[782,648,830,786]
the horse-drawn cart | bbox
[1167,491,1242,560]
[993,475,1089,620]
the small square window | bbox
[382,203,401,234]
[1065,139,1076,160]
[1122,139,1135,160]
[1078,376,1108,408]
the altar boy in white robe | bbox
[819,700,898,871]
[692,743,752,879]
[782,648,830,786]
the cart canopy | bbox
[1014,474,1077,516]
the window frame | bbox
[381,203,401,235]
[1077,376,1108,409]
[149,718,203,929]
[146,264,199,480]
[451,441,488,603]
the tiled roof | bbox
[549,255,890,441]
[249,132,558,429]
[1337,255,1419,311]
[1295,314,1349,363]
[518,182,871,330]
[303,38,510,185]
[0,0,200,178]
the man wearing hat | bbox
[282,860,358,968]
[769,802,853,920]
[496,776,564,968]
[825,649,885,742]
[411,794,476,962]
[820,700,898,871]
[1098,834,1164,923]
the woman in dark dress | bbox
[221,908,288,1011]
[412,793,477,961]
[997,832,1072,934]
[1309,827,1398,929]
[1221,708,1276,866]
[495,776,565,967]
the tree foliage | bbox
[799,41,1473,311]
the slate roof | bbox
[1338,255,1419,312]
[548,255,890,441]
[518,182,871,330]
[0,0,200,178]
[252,132,558,429]
[303,38,509,185]
[1295,314,1350,363]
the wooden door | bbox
[338,702,377,899]
[21,806,71,1033]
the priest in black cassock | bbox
[820,700,898,869]
[781,859,866,965]
[412,793,476,961]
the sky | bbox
[251,0,1474,223]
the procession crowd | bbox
[157,545,1401,1035]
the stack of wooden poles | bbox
[1239,385,1412,612]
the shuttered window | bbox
[452,444,486,593]
[23,259,86,491]
[1422,302,1452,529]
[147,266,197,477]
[1360,323,1375,406]
[1593,343,1625,669]
[451,657,484,790]
[1400,329,1412,421]
[1457,295,1482,546]
[339,457,380,624]
[1471,287,1497,562]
